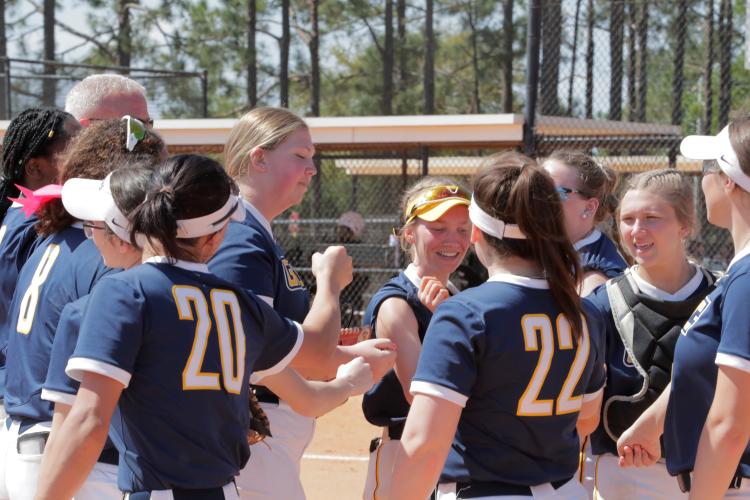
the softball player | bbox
[361,177,470,499]
[585,169,715,499]
[618,118,750,498]
[211,106,395,499]
[33,155,297,498]
[0,118,165,500]
[390,153,606,500]
[543,151,627,296]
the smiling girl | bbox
[585,169,716,499]
[361,177,471,500]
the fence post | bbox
[524,0,542,156]
[421,146,429,176]
[4,58,10,119]
[201,70,209,118]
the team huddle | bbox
[0,73,746,500]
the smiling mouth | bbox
[633,242,654,252]
[437,251,460,258]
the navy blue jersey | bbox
[0,206,41,399]
[361,267,433,428]
[41,295,89,406]
[2,226,87,421]
[66,259,303,492]
[587,266,714,455]
[3,231,115,422]
[411,274,606,485]
[0,206,40,337]
[209,202,310,322]
[575,229,627,279]
[665,252,750,478]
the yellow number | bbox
[282,258,304,289]
[173,286,246,393]
[17,245,60,334]
[0,225,7,246]
[517,313,590,417]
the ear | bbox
[470,225,483,244]
[23,158,43,184]
[585,198,599,218]
[248,147,267,172]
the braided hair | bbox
[0,107,75,221]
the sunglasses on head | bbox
[555,186,584,201]
[405,185,470,222]
[123,115,147,152]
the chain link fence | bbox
[0,57,208,120]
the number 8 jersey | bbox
[66,257,303,492]
[411,273,606,486]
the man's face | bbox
[79,92,151,127]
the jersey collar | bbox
[144,255,210,274]
[486,272,549,289]
[403,263,460,295]
[728,244,750,272]
[241,198,274,241]
[573,228,601,250]
[629,264,704,301]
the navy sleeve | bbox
[716,272,750,372]
[210,223,276,299]
[42,296,89,404]
[246,293,303,383]
[66,277,145,387]
[410,299,484,407]
[583,303,607,396]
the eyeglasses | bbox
[405,185,470,222]
[82,222,106,239]
[87,116,154,128]
[555,186,585,201]
[123,115,147,152]
[702,159,721,176]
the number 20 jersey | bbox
[412,274,606,485]
[67,260,302,492]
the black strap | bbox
[251,385,279,405]
[454,477,571,498]
[676,471,743,493]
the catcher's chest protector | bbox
[602,268,716,442]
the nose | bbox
[631,218,646,234]
[307,158,317,177]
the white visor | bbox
[61,173,134,244]
[175,194,245,239]
[680,125,750,192]
[469,196,526,240]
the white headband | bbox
[175,194,244,238]
[469,196,526,240]
[680,125,750,193]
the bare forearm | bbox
[690,415,749,500]
[390,437,448,500]
[36,409,109,499]
[292,284,342,378]
[283,378,352,417]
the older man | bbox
[65,74,152,127]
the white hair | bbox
[64,74,147,119]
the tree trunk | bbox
[702,0,714,134]
[468,1,480,113]
[280,0,290,108]
[567,0,582,115]
[671,0,687,126]
[718,0,732,128]
[626,0,636,121]
[0,0,7,119]
[540,0,561,115]
[636,0,648,122]
[382,0,393,115]
[397,0,406,91]
[247,0,257,108]
[116,0,131,70]
[585,0,594,118]
[42,0,55,106]
[609,0,624,121]
[423,0,434,114]
[309,0,320,116]
[502,0,513,112]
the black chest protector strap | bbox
[602,267,716,442]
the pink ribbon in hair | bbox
[9,184,63,217]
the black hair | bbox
[130,154,237,261]
[0,107,76,220]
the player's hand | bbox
[343,338,397,381]
[616,419,661,468]
[336,356,374,395]
[311,246,353,292]
[418,276,450,312]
